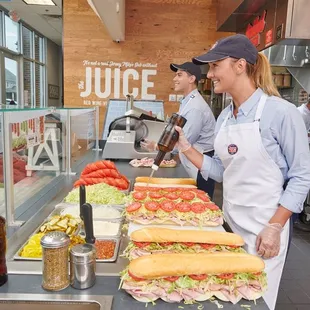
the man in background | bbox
[141,62,216,199]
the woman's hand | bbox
[175,126,191,153]
[256,223,283,259]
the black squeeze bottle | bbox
[151,113,187,172]
[0,216,8,286]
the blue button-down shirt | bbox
[201,88,310,213]
[178,89,215,153]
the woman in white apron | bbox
[175,34,310,310]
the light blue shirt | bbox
[201,88,310,213]
[178,89,215,153]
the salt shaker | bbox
[70,244,96,289]
[40,231,70,291]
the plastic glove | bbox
[140,139,157,152]
[256,223,283,259]
[174,126,191,153]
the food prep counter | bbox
[1,158,270,310]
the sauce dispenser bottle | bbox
[151,113,187,172]
[0,216,8,287]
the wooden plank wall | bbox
[63,0,232,136]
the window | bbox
[0,12,47,107]
[4,15,19,52]
[23,60,33,106]
[0,12,3,47]
[35,34,44,62]
[22,26,32,58]
[5,57,18,104]
[35,63,44,107]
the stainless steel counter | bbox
[2,155,269,309]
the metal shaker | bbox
[70,243,96,290]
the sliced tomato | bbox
[164,276,179,282]
[160,200,176,212]
[144,201,160,211]
[133,241,151,248]
[176,202,191,213]
[218,273,234,280]
[149,192,164,199]
[160,242,174,246]
[182,242,195,247]
[193,189,206,195]
[164,193,179,200]
[126,202,141,213]
[128,270,145,281]
[134,186,148,192]
[205,203,220,211]
[133,191,147,200]
[200,243,216,250]
[147,187,161,192]
[190,202,206,214]
[180,191,196,201]
[189,274,208,281]
[165,187,178,192]
[228,245,240,249]
[197,193,211,202]
[252,272,262,276]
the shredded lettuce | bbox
[176,276,197,289]
[65,183,128,205]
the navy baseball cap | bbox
[192,34,258,65]
[170,62,202,82]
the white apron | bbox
[214,94,290,310]
[178,94,204,179]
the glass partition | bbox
[0,107,99,229]
[58,108,97,171]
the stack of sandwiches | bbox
[121,177,267,306]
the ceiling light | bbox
[23,0,56,5]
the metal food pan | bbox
[95,236,121,263]
[78,218,123,239]
[58,203,125,220]
[13,208,81,261]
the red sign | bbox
[245,10,267,47]
[265,29,273,47]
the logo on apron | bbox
[228,144,238,155]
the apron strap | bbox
[219,106,231,130]
[254,94,268,121]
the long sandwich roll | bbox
[126,188,223,226]
[120,253,267,304]
[135,177,197,185]
[122,228,245,260]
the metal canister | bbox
[70,244,96,289]
[41,231,70,291]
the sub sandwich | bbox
[134,177,197,188]
[120,252,267,304]
[126,191,222,227]
[122,228,245,260]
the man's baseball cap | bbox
[192,34,258,65]
[170,62,202,82]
